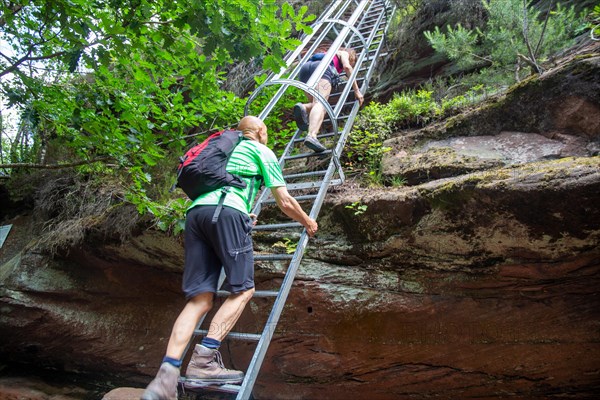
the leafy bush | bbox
[588,3,600,40]
[345,89,440,184]
[0,0,315,230]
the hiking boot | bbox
[304,136,327,153]
[184,345,244,386]
[293,103,309,131]
[141,362,179,400]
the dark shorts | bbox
[182,205,255,299]
[299,60,337,85]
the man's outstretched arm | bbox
[270,186,318,237]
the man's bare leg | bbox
[206,288,255,341]
[165,292,214,360]
[182,289,256,385]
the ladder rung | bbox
[260,194,318,205]
[217,289,280,297]
[194,329,262,341]
[254,253,295,261]
[287,181,323,190]
[253,222,303,231]
[286,178,343,190]
[284,149,332,161]
[284,170,327,179]
[293,131,339,143]
[182,380,241,394]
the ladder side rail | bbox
[183,1,399,398]
[331,100,363,173]
[270,0,390,285]
[250,0,392,247]
[352,0,387,50]
[312,0,398,216]
[310,101,362,217]
[240,2,399,398]
[263,0,388,225]
[300,99,362,236]
[239,15,371,397]
[384,0,396,23]
[236,231,310,400]
[330,1,397,179]
[357,4,396,97]
[331,44,369,117]
[332,1,388,116]
[253,0,396,300]
[373,1,397,56]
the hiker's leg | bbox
[165,292,214,359]
[205,288,255,341]
[185,293,252,384]
[304,93,315,113]
[307,78,332,139]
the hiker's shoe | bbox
[304,136,327,153]
[184,345,244,386]
[293,103,309,131]
[141,362,179,400]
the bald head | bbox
[238,116,268,145]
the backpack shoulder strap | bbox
[211,187,230,224]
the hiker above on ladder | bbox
[293,46,364,153]
[142,116,318,400]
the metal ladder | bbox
[181,1,395,398]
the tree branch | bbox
[517,53,540,70]
[0,29,111,79]
[0,157,114,170]
[520,0,543,74]
[1,5,169,80]
[534,0,555,57]
[0,4,24,27]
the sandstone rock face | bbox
[382,55,600,185]
[1,38,599,400]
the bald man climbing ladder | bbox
[141,116,318,400]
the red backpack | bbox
[175,129,247,201]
